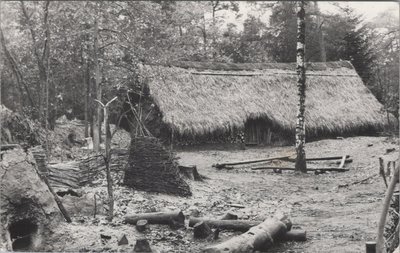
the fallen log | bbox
[189,218,262,232]
[251,166,349,173]
[202,214,292,253]
[212,155,291,169]
[125,210,184,226]
[282,230,307,242]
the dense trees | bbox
[0,1,398,134]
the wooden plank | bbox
[285,155,350,162]
[251,166,349,172]
[213,155,291,169]
[338,155,347,169]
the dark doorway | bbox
[9,219,38,251]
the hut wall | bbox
[244,118,292,146]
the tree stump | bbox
[179,165,204,181]
[124,137,191,196]
[136,220,148,232]
[194,222,212,239]
[0,148,63,251]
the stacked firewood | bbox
[124,137,191,196]
[31,146,48,175]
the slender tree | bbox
[295,0,307,173]
[92,5,101,152]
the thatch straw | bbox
[139,61,388,137]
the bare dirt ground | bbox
[48,136,398,253]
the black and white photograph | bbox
[0,1,399,252]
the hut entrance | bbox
[244,119,272,145]
[9,219,39,251]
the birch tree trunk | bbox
[295,0,307,173]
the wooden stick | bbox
[251,166,349,172]
[338,155,347,169]
[285,155,350,162]
[379,157,388,188]
[376,165,399,253]
[212,155,290,169]
[335,158,353,164]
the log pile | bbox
[48,162,81,189]
[124,137,191,196]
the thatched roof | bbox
[139,61,387,136]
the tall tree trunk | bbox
[20,1,50,125]
[314,1,326,62]
[0,27,35,107]
[103,102,114,221]
[43,1,51,155]
[295,0,307,173]
[93,11,101,152]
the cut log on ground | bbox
[212,155,291,169]
[282,230,307,242]
[193,221,212,239]
[125,210,185,226]
[202,214,292,253]
[179,165,204,181]
[189,218,262,232]
[136,219,148,232]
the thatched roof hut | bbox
[126,61,388,145]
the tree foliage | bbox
[0,1,397,129]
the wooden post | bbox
[376,165,399,253]
[95,96,117,221]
